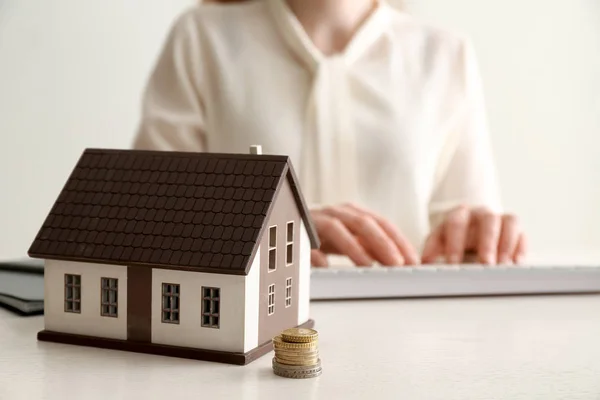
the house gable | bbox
[255,174,307,344]
[242,164,318,275]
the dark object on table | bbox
[0,259,44,315]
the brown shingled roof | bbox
[28,148,320,275]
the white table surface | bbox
[1,294,600,400]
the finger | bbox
[311,250,329,267]
[443,206,470,264]
[473,209,502,264]
[343,203,420,265]
[513,233,527,264]
[322,207,404,266]
[497,214,520,264]
[315,215,374,266]
[421,224,443,264]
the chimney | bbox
[249,145,262,155]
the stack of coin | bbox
[272,328,322,379]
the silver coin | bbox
[273,368,322,379]
[272,358,322,371]
[273,364,323,375]
[272,364,323,376]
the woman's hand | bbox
[310,203,419,267]
[421,205,527,265]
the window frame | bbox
[100,277,118,318]
[64,274,81,313]
[285,277,292,308]
[161,283,180,324]
[286,221,294,266]
[268,225,277,272]
[268,284,275,315]
[201,286,221,329]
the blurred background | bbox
[0,0,598,260]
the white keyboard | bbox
[309,264,600,300]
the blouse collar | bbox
[266,0,393,71]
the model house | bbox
[28,146,320,365]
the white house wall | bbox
[297,220,311,325]
[243,249,260,352]
[44,260,128,339]
[151,268,247,353]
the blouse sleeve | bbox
[132,9,207,152]
[428,39,503,229]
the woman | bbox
[133,0,527,267]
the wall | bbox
[243,249,260,352]
[258,177,300,344]
[0,0,195,259]
[297,219,310,325]
[398,0,600,256]
[151,254,260,352]
[44,260,128,339]
[1,0,599,260]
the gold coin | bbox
[274,351,319,359]
[273,335,318,349]
[274,346,319,353]
[275,357,320,365]
[274,350,320,358]
[281,328,319,343]
[275,353,319,360]
[276,356,320,366]
[273,343,316,349]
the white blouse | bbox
[132,0,502,252]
